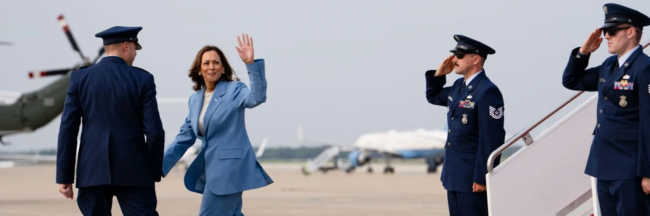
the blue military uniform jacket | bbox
[562,46,650,180]
[162,59,273,196]
[56,56,165,188]
[426,70,506,193]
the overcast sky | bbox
[1,0,649,151]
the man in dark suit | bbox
[562,3,650,215]
[425,34,506,216]
[56,26,165,216]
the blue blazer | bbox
[162,59,273,195]
[426,70,506,193]
[562,46,650,180]
[57,56,166,188]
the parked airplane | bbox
[300,127,447,175]
[301,125,523,175]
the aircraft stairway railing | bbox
[485,39,650,216]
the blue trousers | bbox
[200,191,244,216]
[77,185,158,216]
[597,179,650,216]
[447,190,488,216]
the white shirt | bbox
[198,91,213,136]
[618,45,640,67]
[465,70,484,85]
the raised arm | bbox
[234,60,266,108]
[426,71,452,106]
[234,33,267,108]
[426,55,455,106]
[562,29,603,92]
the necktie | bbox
[611,60,620,76]
[458,82,466,94]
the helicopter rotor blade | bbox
[28,68,73,78]
[58,15,85,62]
[92,47,105,64]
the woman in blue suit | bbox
[162,34,273,216]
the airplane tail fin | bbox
[296,124,346,147]
[255,138,268,158]
[297,124,304,144]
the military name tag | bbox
[614,80,634,90]
[599,78,606,83]
[459,100,475,109]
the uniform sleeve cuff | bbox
[573,47,589,59]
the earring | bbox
[199,73,202,76]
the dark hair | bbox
[189,45,239,91]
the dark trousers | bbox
[447,190,488,216]
[597,179,650,216]
[77,185,158,216]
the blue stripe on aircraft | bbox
[395,149,444,159]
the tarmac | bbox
[0,163,448,216]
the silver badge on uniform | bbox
[462,114,468,124]
[467,95,473,99]
[599,78,606,83]
[619,95,627,108]
[623,74,630,80]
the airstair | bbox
[486,42,650,216]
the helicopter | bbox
[0,15,183,145]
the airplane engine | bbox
[348,150,371,167]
